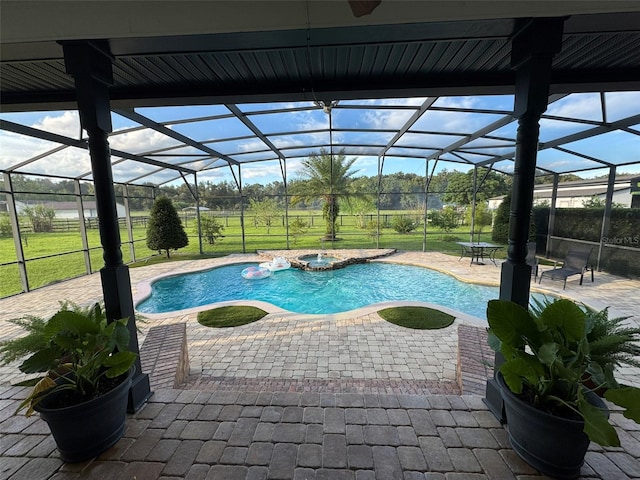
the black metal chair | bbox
[538,247,594,289]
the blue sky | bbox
[1,92,639,187]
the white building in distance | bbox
[488,175,639,209]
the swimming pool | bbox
[136,262,551,318]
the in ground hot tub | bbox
[298,253,341,270]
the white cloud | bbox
[543,92,640,128]
[363,109,415,130]
[345,98,428,107]
[32,111,81,138]
[109,127,180,154]
[0,131,57,169]
[19,147,92,178]
[434,97,479,109]
[546,93,602,121]
[0,112,82,172]
[241,162,283,180]
[604,92,640,121]
[238,139,268,153]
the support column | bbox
[3,172,29,292]
[280,158,290,249]
[423,160,429,252]
[63,41,151,413]
[376,155,383,248]
[122,184,136,263]
[238,166,246,253]
[597,166,616,271]
[484,18,564,421]
[194,173,203,255]
[546,173,559,257]
[74,179,92,273]
[470,166,478,243]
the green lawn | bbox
[0,215,496,298]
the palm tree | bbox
[293,148,358,239]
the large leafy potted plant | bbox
[487,298,640,479]
[584,305,640,390]
[2,302,137,462]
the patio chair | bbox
[526,241,539,279]
[538,247,594,289]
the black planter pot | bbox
[35,368,133,462]
[497,373,606,479]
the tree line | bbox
[1,160,594,215]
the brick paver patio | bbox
[1,250,639,479]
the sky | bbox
[1,92,639,188]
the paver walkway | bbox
[1,250,639,478]
[1,386,639,479]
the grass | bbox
[377,306,455,329]
[197,306,268,328]
[0,212,497,298]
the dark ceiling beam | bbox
[109,19,515,55]
[2,69,639,112]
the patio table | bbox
[457,241,502,266]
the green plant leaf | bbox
[487,300,537,348]
[15,375,57,416]
[605,387,640,423]
[19,346,63,374]
[540,300,585,342]
[538,342,559,367]
[486,332,501,353]
[500,356,542,394]
[103,351,137,378]
[577,389,620,447]
[112,321,131,352]
[46,310,100,337]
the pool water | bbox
[137,262,551,318]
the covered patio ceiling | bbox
[1,1,640,186]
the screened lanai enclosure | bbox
[2,92,640,296]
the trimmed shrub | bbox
[392,216,417,234]
[146,196,189,258]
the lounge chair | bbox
[526,242,539,279]
[538,247,594,289]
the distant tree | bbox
[249,198,282,233]
[442,168,510,205]
[0,215,12,237]
[23,205,56,232]
[392,216,417,234]
[492,193,511,244]
[465,202,492,241]
[345,195,376,229]
[196,215,224,245]
[291,148,357,239]
[366,219,381,240]
[582,195,625,209]
[492,192,536,244]
[430,206,460,235]
[146,196,188,258]
[534,173,582,184]
[288,217,309,245]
